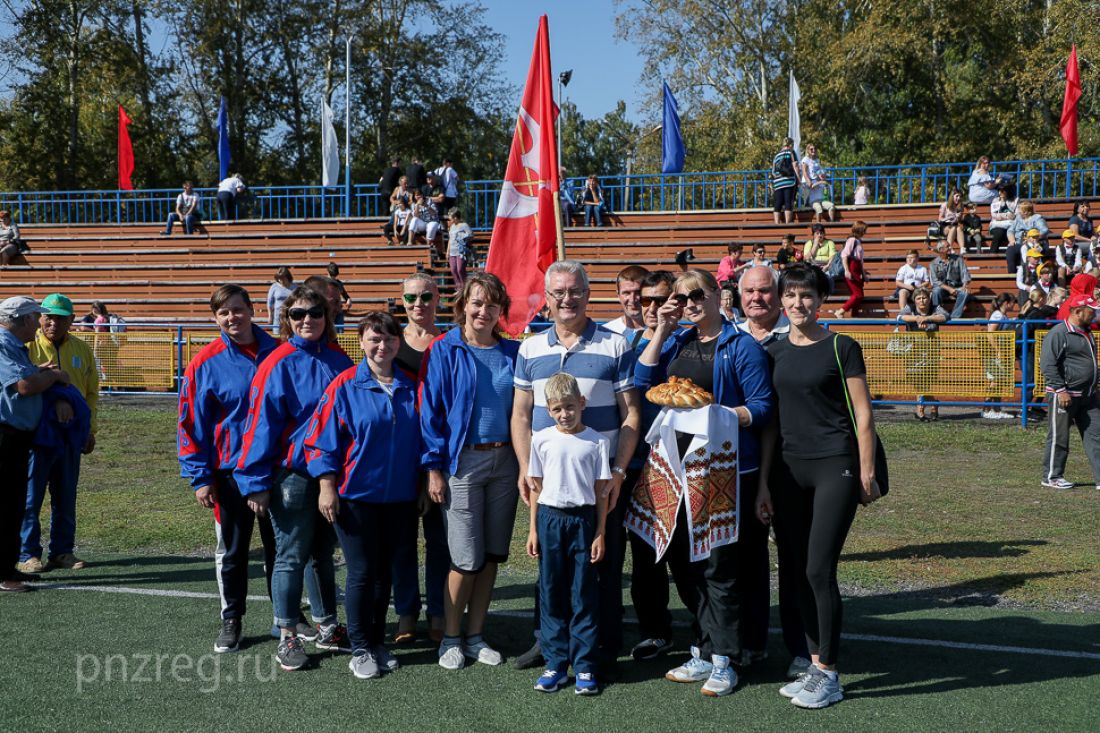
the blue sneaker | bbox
[534,669,568,693]
[574,671,599,696]
[701,654,737,697]
[665,645,713,683]
[790,667,844,709]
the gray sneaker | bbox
[780,670,814,698]
[276,636,308,671]
[786,656,812,679]
[214,618,241,653]
[349,650,381,679]
[295,621,319,642]
[463,638,503,666]
[1041,477,1074,490]
[372,645,399,673]
[790,667,844,709]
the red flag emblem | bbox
[1061,45,1082,157]
[485,15,560,336]
[118,105,134,190]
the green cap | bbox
[40,293,73,317]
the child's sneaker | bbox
[790,667,844,709]
[574,671,599,696]
[665,645,713,683]
[534,668,568,693]
[700,654,737,697]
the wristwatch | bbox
[611,466,626,477]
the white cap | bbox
[0,296,46,319]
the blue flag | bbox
[661,81,685,174]
[217,96,230,180]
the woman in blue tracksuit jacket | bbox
[419,272,520,671]
[632,268,773,697]
[306,311,421,680]
[235,286,353,671]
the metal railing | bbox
[94,319,1056,428]
[5,157,1100,230]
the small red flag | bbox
[485,15,560,336]
[1060,45,1082,156]
[118,105,134,190]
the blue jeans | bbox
[335,499,417,651]
[932,285,969,319]
[538,504,599,675]
[267,470,339,629]
[216,191,236,221]
[584,204,604,227]
[391,501,449,618]
[164,212,198,235]
[21,443,81,561]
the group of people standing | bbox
[177,258,881,709]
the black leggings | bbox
[770,453,860,666]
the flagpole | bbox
[554,193,566,261]
[345,35,352,217]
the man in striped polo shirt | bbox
[511,260,641,676]
[771,137,799,225]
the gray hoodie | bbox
[1040,319,1098,396]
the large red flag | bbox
[118,105,134,190]
[1060,45,1082,156]
[485,15,560,336]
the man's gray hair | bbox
[544,260,589,291]
[737,264,779,293]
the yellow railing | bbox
[86,331,177,391]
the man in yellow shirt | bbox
[17,293,97,573]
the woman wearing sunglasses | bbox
[390,273,449,645]
[631,269,773,698]
[306,312,422,680]
[235,286,354,672]
[419,272,520,671]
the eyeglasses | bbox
[546,288,588,302]
[288,306,326,321]
[671,288,708,306]
[402,292,434,305]
[640,295,669,308]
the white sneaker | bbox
[438,644,465,670]
[463,638,503,666]
[700,654,737,697]
[1041,477,1074,490]
[981,410,997,419]
[665,646,713,683]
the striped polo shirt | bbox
[514,319,636,455]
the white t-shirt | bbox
[218,176,245,194]
[176,191,200,212]
[801,155,824,183]
[602,316,628,334]
[528,426,611,508]
[895,263,929,288]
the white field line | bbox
[37,582,1100,662]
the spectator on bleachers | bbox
[303,274,346,328]
[384,198,412,245]
[938,188,965,253]
[391,273,447,647]
[447,209,474,289]
[560,183,577,223]
[267,267,294,327]
[406,157,427,190]
[0,210,27,266]
[389,176,413,211]
[929,240,970,319]
[800,144,836,223]
[407,190,442,252]
[983,292,1016,420]
[720,284,741,322]
[1031,262,1055,298]
[162,181,202,236]
[989,185,1018,257]
[967,156,999,205]
[1048,285,1070,317]
[423,172,446,212]
[716,243,748,287]
[775,234,800,270]
[435,159,461,213]
[1068,200,1095,246]
[327,263,353,319]
[960,202,983,253]
[379,158,403,205]
[894,249,929,312]
[603,265,649,335]
[897,286,947,420]
[581,175,606,227]
[833,221,867,319]
[771,138,798,224]
[1009,201,1049,270]
[853,176,870,206]
[803,224,839,290]
[1015,246,1044,304]
[1055,230,1091,286]
[216,173,247,222]
[748,244,772,268]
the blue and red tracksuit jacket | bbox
[234,335,353,497]
[177,325,279,490]
[304,361,421,503]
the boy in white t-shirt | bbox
[893,249,930,311]
[526,372,611,696]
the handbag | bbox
[834,335,890,496]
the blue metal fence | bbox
[4,157,1099,230]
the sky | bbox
[481,1,649,123]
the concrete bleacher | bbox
[0,198,1081,323]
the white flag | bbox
[321,97,340,187]
[788,70,801,158]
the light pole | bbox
[344,35,352,217]
[557,70,572,175]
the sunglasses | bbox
[288,306,326,321]
[640,295,669,308]
[671,288,708,306]
[402,292,434,305]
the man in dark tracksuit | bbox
[1039,294,1100,490]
